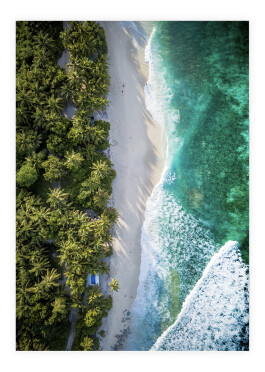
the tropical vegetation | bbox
[16,21,117,351]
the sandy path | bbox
[99,22,165,350]
[66,309,78,351]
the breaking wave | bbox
[151,241,249,351]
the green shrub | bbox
[17,163,38,187]
[80,336,94,351]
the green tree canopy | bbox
[42,155,65,182]
[17,163,38,187]
[80,336,94,351]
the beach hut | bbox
[86,273,99,287]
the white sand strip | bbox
[99,21,165,351]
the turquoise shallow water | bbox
[124,21,249,351]
[153,21,249,253]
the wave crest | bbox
[151,241,249,351]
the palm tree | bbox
[93,188,110,210]
[91,160,110,180]
[39,268,60,292]
[27,247,46,265]
[79,176,100,199]
[71,209,88,223]
[16,284,32,319]
[16,130,30,154]
[80,337,93,351]
[60,83,72,101]
[16,89,34,110]
[108,278,119,292]
[47,188,71,210]
[98,261,110,275]
[42,155,65,182]
[87,126,106,146]
[25,150,45,171]
[64,150,84,171]
[67,69,81,92]
[16,106,31,126]
[52,297,67,314]
[29,256,51,277]
[32,107,47,128]
[33,32,57,57]
[32,48,51,67]
[46,95,64,115]
[46,110,62,122]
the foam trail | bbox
[151,241,249,351]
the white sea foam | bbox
[126,180,219,350]
[151,241,249,351]
[125,24,249,352]
[144,28,179,128]
[144,27,181,168]
[144,27,167,130]
[126,26,249,352]
[126,27,219,351]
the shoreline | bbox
[99,21,165,350]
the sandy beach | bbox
[99,22,165,350]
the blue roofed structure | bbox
[86,273,99,287]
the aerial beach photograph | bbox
[15,19,249,353]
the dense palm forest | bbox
[16,21,117,351]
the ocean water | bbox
[151,241,249,351]
[124,22,249,351]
